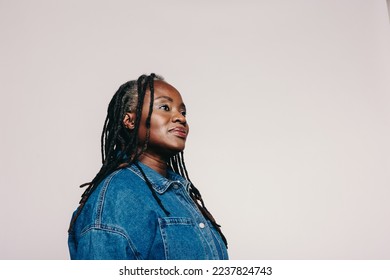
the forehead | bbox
[151,80,184,102]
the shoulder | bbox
[77,167,154,227]
[95,167,151,207]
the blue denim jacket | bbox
[68,162,228,260]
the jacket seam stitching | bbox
[80,224,141,260]
[96,169,122,226]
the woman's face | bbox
[137,80,189,158]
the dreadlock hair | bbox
[68,73,227,247]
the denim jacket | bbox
[68,162,228,260]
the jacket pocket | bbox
[158,217,209,260]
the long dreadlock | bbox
[68,73,227,247]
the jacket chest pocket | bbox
[158,217,210,260]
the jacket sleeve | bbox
[73,227,140,260]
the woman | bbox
[68,74,228,260]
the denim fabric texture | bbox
[68,161,228,260]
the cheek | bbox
[149,120,167,137]
[149,115,167,130]
[150,127,165,138]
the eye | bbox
[158,104,170,111]
[181,111,187,117]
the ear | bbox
[123,112,136,130]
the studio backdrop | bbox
[0,0,389,259]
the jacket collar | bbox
[127,161,190,194]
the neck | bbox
[138,152,168,177]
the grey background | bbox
[0,0,389,259]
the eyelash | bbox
[159,104,170,111]
[158,105,187,116]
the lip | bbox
[169,127,188,138]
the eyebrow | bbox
[155,96,173,102]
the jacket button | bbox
[199,222,205,229]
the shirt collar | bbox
[128,161,190,194]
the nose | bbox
[172,110,186,125]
